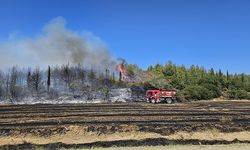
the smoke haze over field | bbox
[0,17,116,70]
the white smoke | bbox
[0,17,116,70]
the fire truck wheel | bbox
[166,98,172,104]
[151,99,156,104]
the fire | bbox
[116,63,128,80]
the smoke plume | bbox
[0,17,116,70]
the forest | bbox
[0,61,249,103]
[144,61,250,101]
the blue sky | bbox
[0,0,250,73]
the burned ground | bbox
[0,100,249,148]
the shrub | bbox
[203,83,221,98]
[175,92,188,102]
[226,89,249,99]
[182,84,221,100]
[236,89,249,99]
[182,85,206,100]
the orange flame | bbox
[116,63,128,80]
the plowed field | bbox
[0,100,249,149]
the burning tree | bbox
[116,59,128,81]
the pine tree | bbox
[226,70,230,81]
[241,73,245,83]
[47,66,51,92]
[27,70,31,89]
[209,68,215,76]
[218,69,223,78]
[119,71,122,82]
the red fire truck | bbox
[146,90,176,104]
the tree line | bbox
[144,61,250,101]
[0,65,121,102]
[0,61,249,102]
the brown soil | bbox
[0,100,249,148]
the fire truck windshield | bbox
[147,91,152,96]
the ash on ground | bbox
[1,87,145,104]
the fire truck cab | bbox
[146,90,176,104]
